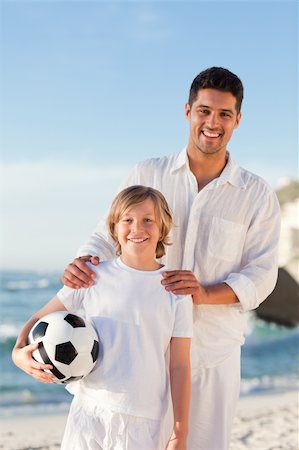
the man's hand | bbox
[61,255,100,289]
[161,270,208,304]
[12,343,56,384]
[162,270,239,305]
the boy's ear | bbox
[113,223,118,238]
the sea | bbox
[0,270,298,418]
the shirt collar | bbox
[218,153,247,189]
[170,147,189,173]
[170,147,246,189]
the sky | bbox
[0,0,298,271]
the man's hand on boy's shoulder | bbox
[61,255,99,289]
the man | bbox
[62,67,280,449]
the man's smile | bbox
[201,130,222,138]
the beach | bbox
[0,391,297,450]
[1,271,298,449]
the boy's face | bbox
[114,198,160,266]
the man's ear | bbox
[235,111,242,129]
[185,103,191,120]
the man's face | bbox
[185,88,241,157]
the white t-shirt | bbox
[57,257,193,420]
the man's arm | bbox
[162,271,238,305]
[163,190,281,310]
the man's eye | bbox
[221,112,231,118]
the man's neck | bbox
[187,147,228,191]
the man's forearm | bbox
[193,282,239,305]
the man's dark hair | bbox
[188,67,244,113]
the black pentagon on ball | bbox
[55,341,78,365]
[91,340,99,363]
[38,342,65,380]
[32,321,49,340]
[64,313,86,328]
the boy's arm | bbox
[12,295,67,383]
[167,337,191,450]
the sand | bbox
[0,391,298,450]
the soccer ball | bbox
[28,311,99,384]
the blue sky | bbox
[1,0,298,271]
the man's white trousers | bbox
[161,346,241,450]
[187,346,241,450]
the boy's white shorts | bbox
[61,396,163,450]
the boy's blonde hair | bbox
[107,185,173,258]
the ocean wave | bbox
[0,398,71,418]
[0,323,20,339]
[0,324,21,349]
[4,279,50,291]
[0,271,61,292]
[240,374,299,396]
[0,375,297,418]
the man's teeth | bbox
[203,131,220,137]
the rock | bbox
[255,268,299,327]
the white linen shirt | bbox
[78,148,281,367]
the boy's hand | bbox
[12,343,56,383]
[165,435,187,450]
[61,255,99,289]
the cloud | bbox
[129,3,172,42]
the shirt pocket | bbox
[208,217,245,262]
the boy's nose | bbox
[131,221,143,233]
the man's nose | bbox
[206,112,218,128]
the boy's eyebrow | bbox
[121,211,155,216]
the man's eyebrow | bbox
[221,108,234,114]
[197,104,210,109]
[197,104,234,114]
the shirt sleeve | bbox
[57,285,86,312]
[172,295,193,338]
[225,189,281,312]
